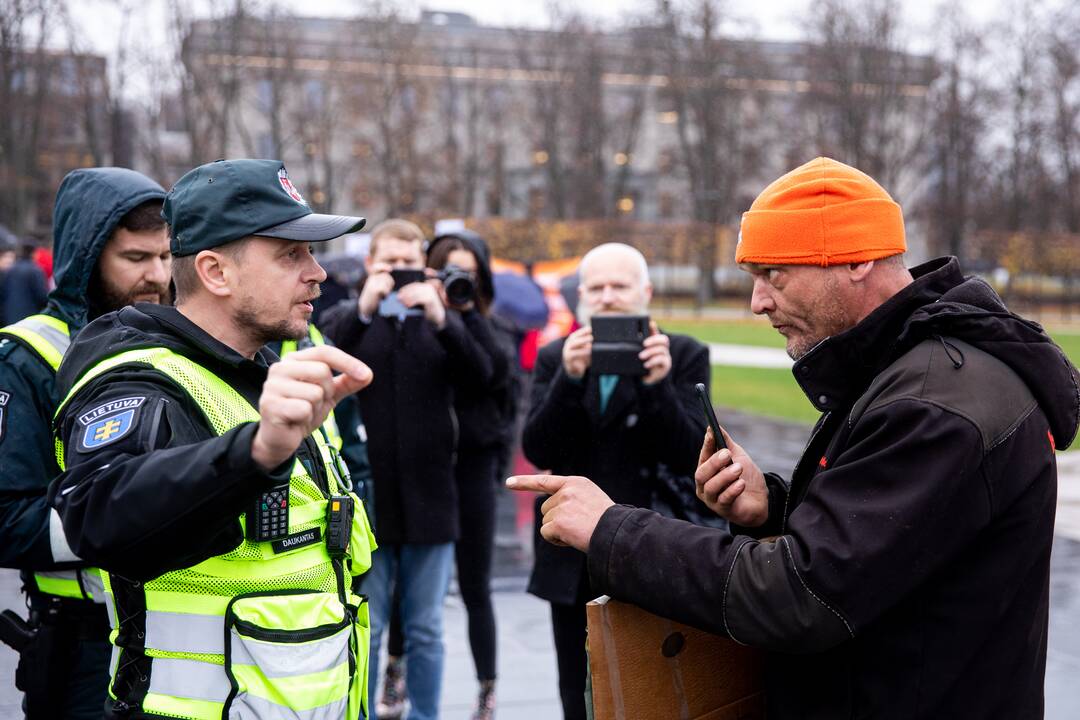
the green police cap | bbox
[163,159,365,256]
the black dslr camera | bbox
[591,315,649,376]
[437,264,476,306]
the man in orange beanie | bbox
[508,157,1080,718]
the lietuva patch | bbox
[78,397,145,450]
[0,389,9,442]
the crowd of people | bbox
[0,154,1075,720]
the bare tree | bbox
[1045,4,1080,232]
[654,0,765,303]
[922,2,990,260]
[800,0,933,193]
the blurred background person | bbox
[319,219,494,720]
[521,242,710,720]
[2,241,48,325]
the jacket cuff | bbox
[548,365,587,405]
[587,504,641,595]
[228,423,294,490]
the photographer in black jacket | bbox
[521,242,709,720]
[319,219,494,720]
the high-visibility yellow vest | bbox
[278,324,343,451]
[55,346,377,720]
[0,314,105,603]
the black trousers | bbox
[550,599,588,720]
[18,597,111,720]
[387,447,500,682]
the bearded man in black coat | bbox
[521,242,710,720]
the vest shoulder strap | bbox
[0,314,71,371]
[57,347,260,435]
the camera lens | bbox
[441,265,476,305]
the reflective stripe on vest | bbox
[0,314,70,371]
[1,316,107,603]
[55,346,373,720]
[278,324,343,451]
[32,568,105,603]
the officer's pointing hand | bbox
[506,475,614,552]
[253,346,373,471]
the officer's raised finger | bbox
[265,377,327,406]
[506,474,569,495]
[331,364,373,402]
[290,345,372,384]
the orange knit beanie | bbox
[736,157,906,266]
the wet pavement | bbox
[1,409,1078,717]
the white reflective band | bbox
[36,569,78,582]
[49,509,80,563]
[148,656,231,704]
[229,625,350,679]
[230,693,348,720]
[81,570,106,603]
[10,316,71,355]
[145,610,224,655]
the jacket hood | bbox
[795,257,1080,449]
[47,167,166,331]
[429,229,495,304]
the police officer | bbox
[48,159,378,720]
[0,167,169,719]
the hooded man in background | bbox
[0,167,169,719]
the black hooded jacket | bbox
[47,305,308,582]
[428,229,514,452]
[586,258,1080,719]
[0,168,164,570]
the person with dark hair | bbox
[426,230,513,719]
[48,159,376,720]
[320,219,495,720]
[0,168,169,719]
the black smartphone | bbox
[695,382,727,450]
[390,268,426,290]
[591,315,649,376]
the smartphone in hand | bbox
[695,383,727,450]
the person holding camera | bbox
[319,219,494,720]
[521,242,710,720]
[422,229,515,719]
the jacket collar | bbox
[135,304,276,371]
[792,257,964,413]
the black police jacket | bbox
[48,305,317,582]
[0,168,164,572]
[586,258,1080,719]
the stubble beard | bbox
[235,293,313,347]
[785,277,854,361]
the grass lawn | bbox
[710,366,819,425]
[661,318,1080,425]
[657,317,785,348]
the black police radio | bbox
[248,483,290,542]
